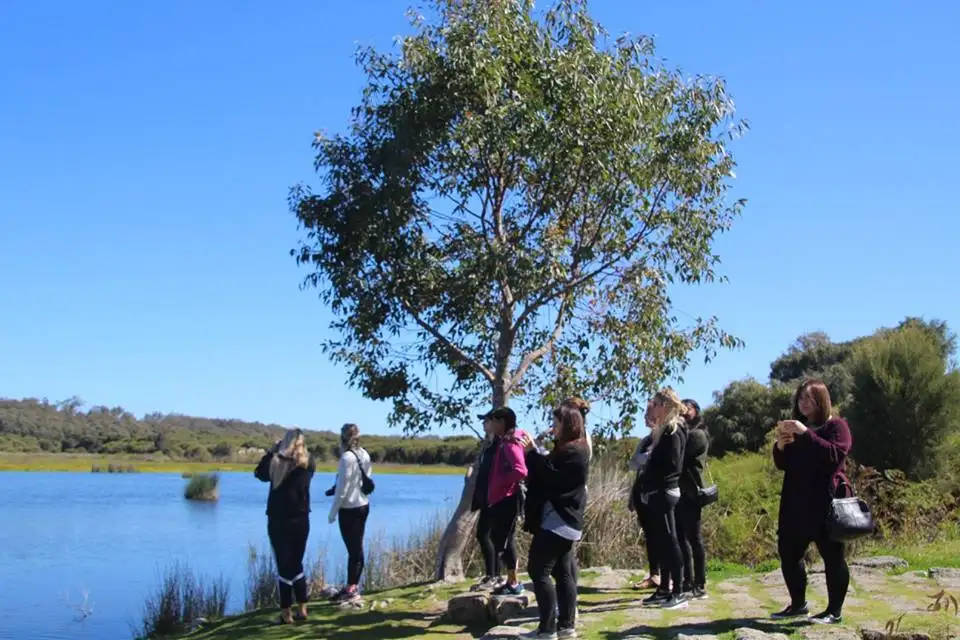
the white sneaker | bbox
[523,631,558,640]
[558,629,578,638]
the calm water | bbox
[0,471,465,640]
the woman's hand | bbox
[780,420,808,436]
[517,432,536,452]
[328,512,337,525]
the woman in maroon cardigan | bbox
[772,380,852,625]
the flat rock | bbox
[676,633,721,640]
[798,628,860,640]
[447,592,490,625]
[734,628,791,640]
[860,630,931,640]
[488,594,532,625]
[851,556,908,571]
[585,566,638,590]
[929,567,960,583]
[480,625,530,639]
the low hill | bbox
[0,397,479,465]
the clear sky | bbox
[2,1,957,436]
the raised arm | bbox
[254,452,273,482]
[525,448,586,495]
[772,440,788,470]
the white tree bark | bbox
[434,462,480,582]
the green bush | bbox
[847,325,960,480]
[184,474,219,501]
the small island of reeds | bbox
[184,473,220,502]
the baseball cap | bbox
[477,406,517,430]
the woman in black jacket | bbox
[518,405,590,639]
[677,398,709,599]
[629,432,660,591]
[637,388,688,611]
[471,414,502,589]
[254,428,316,624]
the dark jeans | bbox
[778,532,849,615]
[636,502,660,577]
[647,491,683,595]
[339,504,370,586]
[476,506,501,577]
[489,493,520,572]
[268,516,310,609]
[677,498,706,589]
[528,529,577,633]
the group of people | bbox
[252,378,855,636]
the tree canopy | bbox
[290,0,746,435]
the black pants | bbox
[636,502,660,577]
[528,529,576,633]
[476,507,501,577]
[647,492,683,595]
[677,498,706,589]
[778,532,849,615]
[268,516,310,609]
[339,504,370,587]
[489,494,520,572]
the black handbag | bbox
[350,449,376,495]
[698,463,719,507]
[826,480,874,541]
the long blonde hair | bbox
[651,387,686,440]
[269,428,309,489]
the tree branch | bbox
[397,297,496,382]
[511,294,572,387]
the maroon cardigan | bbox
[772,417,852,539]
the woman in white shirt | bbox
[328,423,373,603]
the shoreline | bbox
[0,453,467,475]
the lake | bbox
[0,470,466,640]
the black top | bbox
[523,442,590,533]
[679,427,709,498]
[471,437,499,512]
[639,424,686,492]
[255,452,316,519]
[773,417,852,538]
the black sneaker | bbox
[642,590,670,606]
[492,582,525,597]
[771,602,809,619]
[810,611,842,625]
[691,587,709,600]
[660,594,689,610]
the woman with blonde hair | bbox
[327,423,373,603]
[636,388,689,610]
[254,427,316,624]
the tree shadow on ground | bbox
[598,616,809,640]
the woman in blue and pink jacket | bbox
[480,405,529,596]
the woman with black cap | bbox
[471,412,503,590]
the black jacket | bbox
[255,452,316,519]
[471,437,499,512]
[523,442,590,534]
[639,425,686,492]
[679,427,709,499]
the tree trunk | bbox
[435,462,480,582]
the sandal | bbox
[632,577,660,590]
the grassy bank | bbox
[0,453,466,475]
[166,539,960,640]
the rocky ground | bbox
[182,556,960,640]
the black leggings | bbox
[778,533,849,615]
[339,505,370,587]
[635,501,660,577]
[677,498,706,589]
[528,529,576,633]
[647,492,683,595]
[476,507,501,577]
[489,494,520,572]
[268,516,310,609]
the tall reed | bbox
[136,563,228,639]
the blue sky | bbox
[2,1,957,436]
